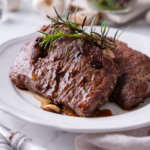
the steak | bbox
[9,25,120,117]
[111,41,150,109]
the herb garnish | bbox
[39,7,131,55]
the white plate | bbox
[0,27,150,133]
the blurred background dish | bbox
[7,0,19,11]
[0,0,149,26]
[32,0,65,18]
[0,0,149,43]
[68,0,150,25]
[87,0,137,13]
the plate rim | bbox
[1,27,150,133]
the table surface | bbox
[0,10,150,150]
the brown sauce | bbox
[17,87,113,117]
[61,108,113,117]
[61,108,79,117]
[16,87,28,91]
[94,109,113,117]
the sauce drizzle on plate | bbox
[94,109,113,117]
[17,87,113,117]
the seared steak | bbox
[9,26,120,117]
[111,41,150,109]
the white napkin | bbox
[75,126,150,150]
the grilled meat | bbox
[9,25,120,117]
[111,41,150,109]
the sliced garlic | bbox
[25,91,52,105]
[33,94,52,105]
[103,48,115,59]
[42,104,60,113]
[32,0,65,18]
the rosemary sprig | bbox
[39,7,131,55]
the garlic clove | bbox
[25,90,52,105]
[33,94,52,105]
[42,104,61,113]
[32,0,65,18]
[103,48,115,59]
